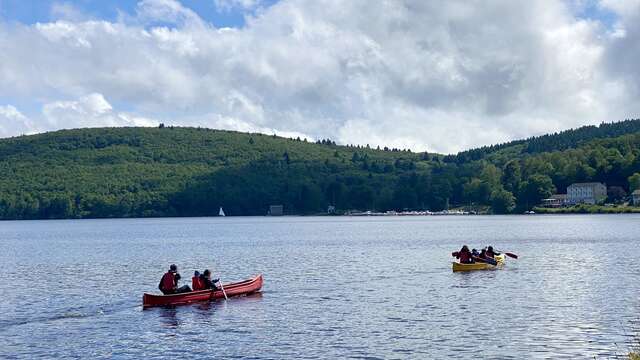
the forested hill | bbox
[0,122,639,219]
[452,119,640,163]
[0,127,426,219]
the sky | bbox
[0,0,639,153]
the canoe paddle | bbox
[472,255,498,266]
[497,251,518,259]
[218,280,229,301]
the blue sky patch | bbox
[0,0,277,28]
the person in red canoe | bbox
[159,264,192,294]
[454,245,474,264]
[199,269,220,291]
[192,270,204,291]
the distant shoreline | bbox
[2,210,640,221]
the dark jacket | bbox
[199,275,219,290]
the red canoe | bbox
[142,274,263,308]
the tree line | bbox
[0,121,639,219]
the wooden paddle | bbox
[472,255,497,266]
[218,280,229,300]
[497,251,518,259]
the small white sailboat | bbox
[219,207,226,217]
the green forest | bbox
[1,119,640,219]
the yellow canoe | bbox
[452,254,505,272]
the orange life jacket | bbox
[160,272,176,292]
[192,276,204,291]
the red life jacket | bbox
[192,276,204,291]
[459,251,472,263]
[160,272,176,292]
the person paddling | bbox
[159,264,178,294]
[192,270,204,291]
[200,269,220,291]
[158,264,191,294]
[173,273,191,293]
[471,248,484,262]
[472,248,498,265]
[454,245,474,264]
[477,248,491,262]
[468,248,489,264]
[486,246,500,258]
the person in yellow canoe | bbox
[454,245,474,264]
[485,246,500,259]
[453,246,501,265]
[471,248,496,264]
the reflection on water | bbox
[151,292,265,330]
[1,215,639,358]
[158,307,180,329]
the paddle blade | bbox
[505,252,518,259]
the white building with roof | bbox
[566,182,607,205]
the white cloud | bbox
[600,0,640,108]
[214,0,264,12]
[202,113,310,140]
[600,0,640,16]
[0,0,639,153]
[0,105,38,137]
[42,93,157,129]
[1,94,161,139]
[50,2,87,22]
[136,0,203,26]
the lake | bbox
[1,215,639,359]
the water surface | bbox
[1,215,639,358]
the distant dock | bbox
[345,210,471,216]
